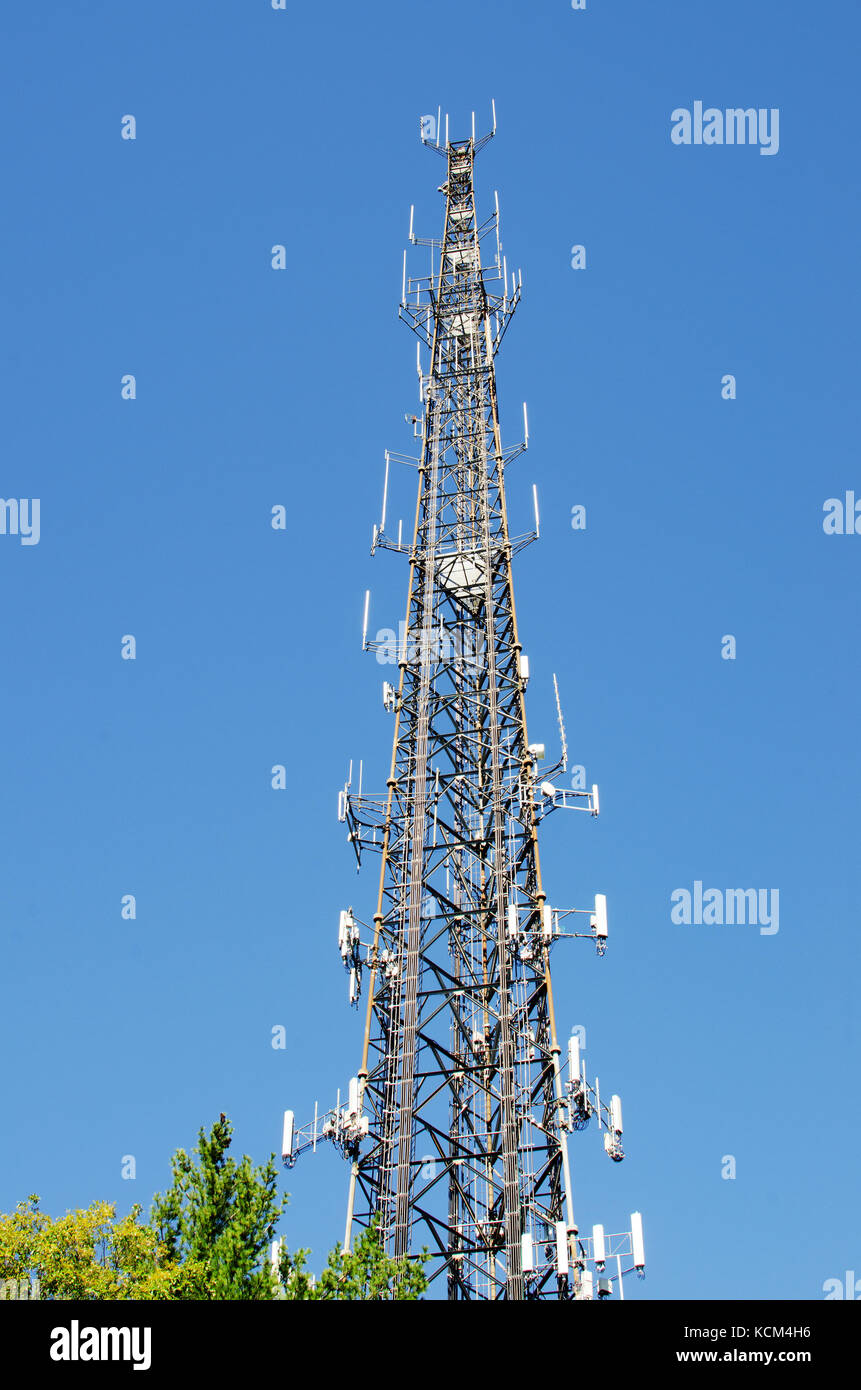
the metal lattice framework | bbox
[283,115,643,1302]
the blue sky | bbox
[2,0,859,1300]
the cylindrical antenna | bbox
[409,203,414,243]
[491,97,497,133]
[361,590,370,649]
[381,451,390,532]
[611,1094,623,1135]
[532,483,540,538]
[471,110,475,143]
[631,1212,646,1271]
[593,1224,607,1267]
[553,672,568,771]
[436,105,441,148]
[523,401,529,448]
[401,249,407,306]
[445,112,449,148]
[397,518,403,548]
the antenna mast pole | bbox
[286,109,643,1302]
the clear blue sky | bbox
[2,0,859,1300]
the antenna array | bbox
[282,107,643,1301]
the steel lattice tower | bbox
[282,113,644,1302]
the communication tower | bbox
[282,108,644,1301]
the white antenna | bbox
[611,1095,623,1135]
[532,483,540,538]
[409,204,415,243]
[445,112,449,148]
[491,97,497,134]
[358,760,363,798]
[593,893,608,941]
[555,1221,569,1279]
[471,110,475,143]
[381,451,390,532]
[397,518,403,547]
[631,1212,646,1270]
[553,673,568,771]
[436,105,441,148]
[401,248,407,306]
[494,190,501,268]
[523,401,529,448]
[361,590,370,649]
[593,1224,606,1267]
[281,1111,294,1162]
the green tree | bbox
[0,1121,427,1302]
[0,1195,200,1299]
[151,1114,286,1300]
[279,1217,428,1300]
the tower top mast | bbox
[282,108,644,1301]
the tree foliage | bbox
[0,1195,199,1300]
[0,1117,427,1300]
[279,1217,428,1300]
[150,1114,286,1300]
